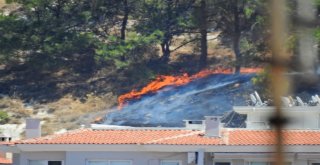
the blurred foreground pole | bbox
[270,0,289,165]
[270,0,317,164]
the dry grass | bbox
[0,0,5,8]
[39,93,116,134]
[0,97,32,124]
[0,92,116,135]
[0,1,21,14]
[0,97,24,111]
[48,93,115,115]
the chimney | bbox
[26,118,41,139]
[204,116,221,137]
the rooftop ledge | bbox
[233,106,320,114]
[90,124,198,130]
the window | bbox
[48,161,62,165]
[271,163,291,165]
[160,160,181,165]
[215,163,231,165]
[29,160,46,165]
[250,162,291,165]
[251,163,268,165]
[29,160,63,165]
[109,160,132,165]
[87,161,108,165]
[87,160,131,165]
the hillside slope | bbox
[105,74,254,127]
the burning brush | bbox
[118,67,263,109]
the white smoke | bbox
[105,74,256,127]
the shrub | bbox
[0,111,9,124]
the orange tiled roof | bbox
[12,129,222,145]
[228,130,320,145]
[9,129,320,146]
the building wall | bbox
[232,159,245,165]
[66,152,187,165]
[211,152,320,165]
[15,151,222,165]
[293,160,308,165]
[245,110,320,129]
[18,151,65,165]
[12,153,20,165]
[204,153,213,165]
[14,151,320,165]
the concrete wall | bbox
[234,106,320,129]
[246,110,320,129]
[19,152,65,165]
[204,153,213,165]
[14,151,320,165]
[232,159,245,165]
[66,151,187,165]
[12,153,20,165]
[293,160,308,165]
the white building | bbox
[234,105,320,130]
[2,105,320,165]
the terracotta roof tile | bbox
[228,130,320,145]
[8,129,320,146]
[0,157,12,164]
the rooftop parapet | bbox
[247,91,320,107]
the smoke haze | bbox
[105,74,256,127]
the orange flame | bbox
[118,67,263,109]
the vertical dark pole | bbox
[270,0,289,165]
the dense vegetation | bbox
[0,0,268,70]
[0,0,272,102]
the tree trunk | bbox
[233,0,241,74]
[161,42,171,63]
[199,0,208,69]
[160,1,173,63]
[56,0,61,19]
[121,0,129,40]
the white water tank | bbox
[26,118,41,139]
[204,116,221,137]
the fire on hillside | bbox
[117,67,263,109]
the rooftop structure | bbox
[234,92,320,130]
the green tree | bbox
[0,14,25,64]
[136,0,196,63]
[1,0,163,69]
[0,0,271,71]
[95,31,163,69]
[2,0,100,69]
[210,0,268,73]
